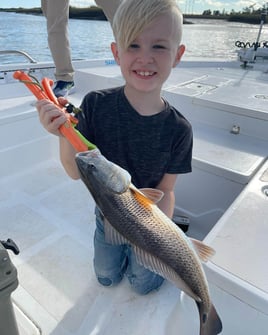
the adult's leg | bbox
[95,0,121,23]
[41,0,74,82]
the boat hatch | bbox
[175,81,216,96]
[166,74,232,97]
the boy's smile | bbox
[135,71,155,77]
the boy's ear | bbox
[173,44,185,67]
[111,42,120,65]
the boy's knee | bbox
[97,276,113,287]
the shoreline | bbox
[0,7,265,25]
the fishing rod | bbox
[236,3,268,66]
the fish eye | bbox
[88,163,96,170]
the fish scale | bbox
[111,188,209,300]
[145,198,207,303]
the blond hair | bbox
[112,0,183,50]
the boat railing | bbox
[0,50,37,64]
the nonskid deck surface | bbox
[2,159,267,335]
[0,159,183,335]
[0,154,229,335]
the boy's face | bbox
[111,13,185,95]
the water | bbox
[1,12,268,64]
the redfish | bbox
[75,149,222,335]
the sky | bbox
[0,0,266,14]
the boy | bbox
[36,0,193,295]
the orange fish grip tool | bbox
[13,71,96,152]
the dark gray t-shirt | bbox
[76,86,193,188]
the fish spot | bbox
[202,313,207,323]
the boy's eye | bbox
[153,45,166,49]
[129,43,139,49]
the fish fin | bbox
[104,218,129,245]
[139,188,164,203]
[190,238,216,263]
[198,302,222,335]
[129,184,164,207]
[133,245,201,302]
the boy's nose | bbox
[137,49,154,64]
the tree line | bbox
[200,5,267,24]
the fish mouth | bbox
[75,149,101,166]
[76,148,101,160]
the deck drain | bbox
[262,186,268,197]
[254,94,268,100]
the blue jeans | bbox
[93,208,164,295]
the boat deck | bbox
[1,58,268,334]
[0,157,184,335]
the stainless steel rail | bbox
[0,50,37,63]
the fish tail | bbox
[198,302,222,335]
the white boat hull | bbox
[1,57,268,334]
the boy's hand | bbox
[36,99,68,137]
